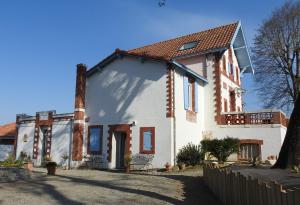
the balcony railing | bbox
[220,110,288,127]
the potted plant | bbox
[61,153,69,170]
[165,162,171,172]
[124,154,132,173]
[20,152,33,171]
[46,161,57,175]
[23,156,33,171]
[178,162,186,170]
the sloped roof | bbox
[127,22,239,60]
[0,122,16,137]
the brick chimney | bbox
[72,64,87,161]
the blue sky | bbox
[0,0,287,124]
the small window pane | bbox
[90,128,101,152]
[143,131,152,151]
[179,41,198,50]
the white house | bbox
[15,21,288,168]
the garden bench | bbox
[131,154,154,171]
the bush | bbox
[0,154,23,168]
[201,137,239,163]
[176,143,203,166]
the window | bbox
[183,76,198,112]
[140,127,155,154]
[236,66,240,83]
[179,41,198,51]
[224,98,228,112]
[222,56,226,72]
[87,125,103,155]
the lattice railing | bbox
[220,111,288,127]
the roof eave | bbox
[171,60,209,83]
[230,21,254,75]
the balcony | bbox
[220,110,288,127]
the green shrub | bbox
[176,143,203,166]
[201,137,239,163]
[0,154,23,167]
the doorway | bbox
[40,126,49,161]
[114,132,126,169]
[108,124,131,169]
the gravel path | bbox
[0,167,221,205]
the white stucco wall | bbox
[173,69,205,156]
[16,121,73,166]
[51,121,73,166]
[213,125,287,160]
[219,49,242,112]
[16,123,35,160]
[85,57,172,168]
[0,145,14,161]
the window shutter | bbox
[194,82,199,113]
[183,76,189,110]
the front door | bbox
[114,132,126,169]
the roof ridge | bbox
[127,21,239,52]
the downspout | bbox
[173,71,177,166]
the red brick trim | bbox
[139,127,155,154]
[166,64,175,118]
[32,112,54,159]
[229,90,236,112]
[87,125,103,155]
[72,64,87,161]
[238,139,263,161]
[213,53,222,124]
[72,123,84,161]
[223,98,228,112]
[221,72,240,87]
[222,55,226,73]
[107,124,132,162]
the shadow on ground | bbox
[1,169,222,205]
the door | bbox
[240,143,260,160]
[115,132,126,169]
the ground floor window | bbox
[238,139,263,160]
[87,125,103,155]
[140,127,155,154]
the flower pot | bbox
[178,164,185,170]
[23,162,33,171]
[165,164,171,172]
[46,162,57,175]
[125,165,130,173]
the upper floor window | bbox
[183,76,199,113]
[179,41,198,51]
[140,127,155,154]
[87,125,103,155]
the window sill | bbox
[140,150,155,154]
[186,110,197,123]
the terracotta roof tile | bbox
[127,22,239,60]
[0,122,16,137]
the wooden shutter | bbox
[183,76,189,110]
[194,82,199,113]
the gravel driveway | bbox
[0,167,221,205]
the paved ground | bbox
[0,167,222,205]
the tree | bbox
[252,1,300,114]
[273,95,300,168]
[201,138,239,163]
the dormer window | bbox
[179,41,198,51]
